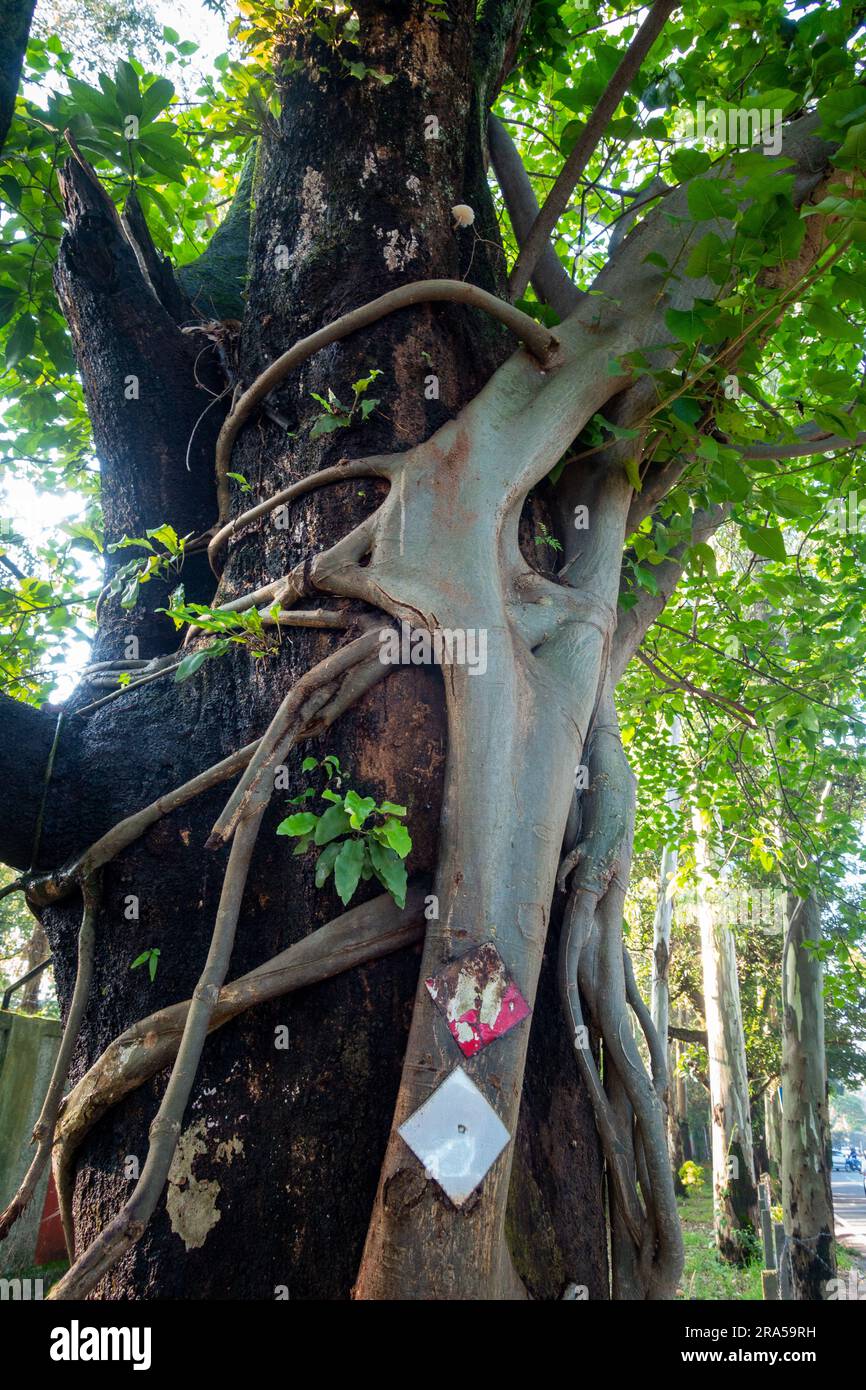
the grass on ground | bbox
[676,1166,854,1299]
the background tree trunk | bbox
[668,1013,690,1194]
[650,716,680,1053]
[693,811,758,1263]
[764,1084,782,1183]
[19,920,49,1013]
[21,0,608,1300]
[781,890,836,1299]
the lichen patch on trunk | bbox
[166,1119,245,1251]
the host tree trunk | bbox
[781,890,836,1299]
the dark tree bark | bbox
[0,693,56,870]
[0,0,35,156]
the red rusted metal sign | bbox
[425,941,531,1057]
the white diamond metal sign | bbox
[397,1066,511,1206]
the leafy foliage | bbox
[276,755,412,908]
[309,369,382,438]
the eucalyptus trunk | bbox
[764,1083,782,1183]
[781,890,836,1299]
[693,813,758,1263]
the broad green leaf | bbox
[276,811,319,837]
[334,837,365,905]
[314,841,342,887]
[313,804,352,844]
[375,816,412,859]
[742,524,786,562]
[344,790,376,828]
[687,179,737,222]
[369,840,408,909]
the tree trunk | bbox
[668,1012,691,1193]
[781,890,836,1299]
[14,1,611,1301]
[0,0,35,155]
[19,920,49,1013]
[764,1083,782,1183]
[650,718,680,1056]
[693,811,758,1263]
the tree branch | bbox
[508,0,679,303]
[54,154,228,659]
[669,1025,708,1047]
[214,278,561,521]
[0,0,35,155]
[611,503,730,682]
[487,114,581,319]
[740,423,866,461]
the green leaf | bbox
[669,148,711,181]
[114,60,142,119]
[174,649,209,682]
[369,841,407,908]
[806,303,862,343]
[834,121,866,170]
[301,756,319,772]
[5,315,36,370]
[141,77,175,125]
[377,801,407,816]
[313,804,352,844]
[314,841,342,887]
[685,232,727,281]
[375,816,412,859]
[686,179,737,223]
[334,837,365,905]
[623,455,642,493]
[310,413,347,438]
[276,811,318,837]
[742,524,786,562]
[664,307,705,345]
[689,541,717,575]
[714,456,750,502]
[344,790,376,828]
[147,522,181,553]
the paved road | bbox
[833,1168,866,1258]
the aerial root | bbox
[49,811,264,1299]
[44,626,398,1297]
[51,883,429,1257]
[557,685,683,1299]
[208,456,390,575]
[213,278,560,521]
[207,624,386,848]
[28,623,393,908]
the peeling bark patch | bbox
[378,227,419,271]
[292,168,327,267]
[166,1120,244,1251]
[425,942,531,1057]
